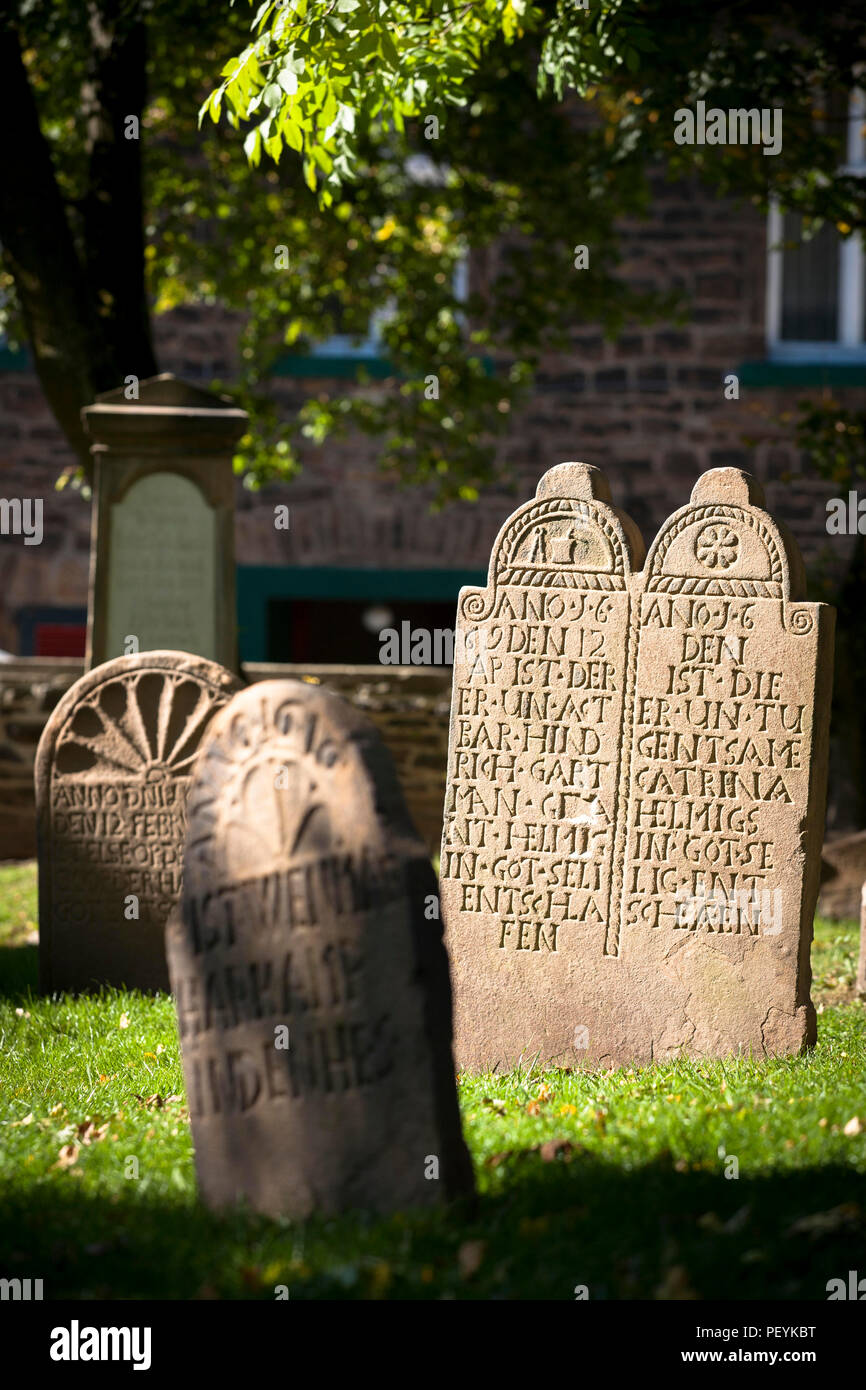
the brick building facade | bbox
[0,167,863,752]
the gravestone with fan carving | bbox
[166,679,474,1218]
[36,651,242,993]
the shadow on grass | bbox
[0,944,38,1000]
[0,1156,863,1300]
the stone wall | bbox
[0,659,452,862]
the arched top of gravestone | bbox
[467,462,644,617]
[82,374,248,453]
[36,651,243,801]
[643,466,806,600]
[181,678,425,889]
[169,676,473,1214]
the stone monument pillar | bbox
[82,374,246,672]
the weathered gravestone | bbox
[82,374,245,671]
[441,462,834,1069]
[36,652,242,993]
[167,680,474,1217]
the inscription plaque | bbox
[441,464,834,1069]
[167,680,474,1218]
[36,651,242,993]
[106,472,217,660]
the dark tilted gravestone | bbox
[82,374,245,672]
[36,652,242,993]
[441,462,834,1070]
[167,679,473,1218]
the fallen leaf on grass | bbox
[77,1120,109,1145]
[486,1137,584,1168]
[526,1084,555,1115]
[654,1265,699,1300]
[118,1013,130,1029]
[51,1144,80,1170]
[786,1204,861,1238]
[10,1113,34,1128]
[485,1150,515,1168]
[135,1094,165,1110]
[482,1097,506,1114]
[457,1240,486,1279]
[844,1116,863,1137]
[723,1205,752,1235]
[539,1138,576,1162]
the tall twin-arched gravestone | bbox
[166,680,474,1218]
[36,652,242,994]
[441,463,834,1070]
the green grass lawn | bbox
[1,860,864,1300]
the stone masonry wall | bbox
[0,174,860,658]
[0,660,452,862]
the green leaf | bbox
[243,127,262,166]
[283,116,304,152]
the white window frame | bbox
[766,88,866,361]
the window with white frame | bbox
[766,89,865,361]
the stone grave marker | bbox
[82,374,245,671]
[441,463,834,1070]
[167,679,474,1218]
[36,651,242,993]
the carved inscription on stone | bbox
[36,652,242,993]
[441,464,834,1070]
[167,680,473,1218]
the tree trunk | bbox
[0,25,99,462]
[80,2,157,394]
[0,8,157,466]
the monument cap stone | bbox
[167,679,474,1218]
[36,650,242,993]
[441,460,833,1069]
[82,374,244,671]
